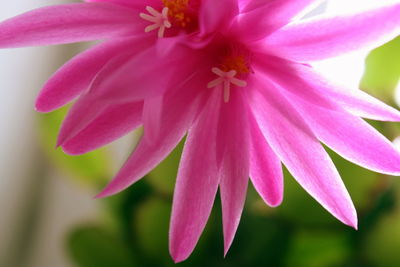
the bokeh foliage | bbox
[39,37,400,266]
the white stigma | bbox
[207,67,247,103]
[139,6,172,38]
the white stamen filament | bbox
[207,67,247,103]
[139,6,171,38]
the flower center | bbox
[219,55,251,74]
[140,0,199,38]
[162,0,198,29]
[208,47,251,103]
[139,6,171,38]
[207,68,247,103]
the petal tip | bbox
[94,187,115,199]
[34,95,58,113]
[340,210,358,230]
[267,198,283,208]
[170,248,190,264]
[60,144,81,156]
[223,245,231,258]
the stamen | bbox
[162,0,197,29]
[139,6,172,38]
[207,67,247,103]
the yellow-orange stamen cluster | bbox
[162,0,195,28]
[219,55,251,74]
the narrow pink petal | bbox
[142,95,163,144]
[249,113,283,207]
[236,0,322,41]
[62,102,143,155]
[0,3,145,48]
[249,77,357,228]
[290,65,400,122]
[255,57,400,122]
[169,89,222,263]
[58,46,205,147]
[253,55,335,109]
[57,94,108,147]
[294,99,400,175]
[217,90,250,256]
[85,0,161,10]
[88,43,200,104]
[96,74,208,198]
[36,37,151,112]
[264,3,400,61]
[199,0,238,36]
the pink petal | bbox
[142,95,164,144]
[36,37,151,112]
[264,3,400,61]
[199,0,238,36]
[255,57,400,122]
[291,65,400,122]
[253,55,335,109]
[96,73,208,198]
[250,77,357,228]
[169,89,222,263]
[57,96,104,147]
[62,102,143,155]
[217,90,250,256]
[0,3,145,48]
[85,0,161,9]
[294,99,400,175]
[249,113,283,207]
[88,43,200,104]
[236,0,322,41]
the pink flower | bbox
[1,0,400,262]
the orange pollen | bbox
[219,55,250,74]
[162,0,194,28]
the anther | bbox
[207,67,247,103]
[139,6,172,38]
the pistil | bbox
[207,68,247,103]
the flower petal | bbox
[88,43,200,104]
[217,90,250,256]
[264,3,400,61]
[142,95,164,144]
[255,57,400,122]
[291,65,400,122]
[250,77,357,228]
[199,0,238,36]
[85,0,161,9]
[62,102,143,155]
[249,112,283,207]
[169,89,222,263]
[294,99,400,175]
[253,55,335,109]
[96,74,208,198]
[36,37,151,112]
[0,3,144,48]
[237,0,323,41]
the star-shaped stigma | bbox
[207,67,247,103]
[139,6,172,38]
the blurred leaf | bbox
[363,207,400,267]
[285,230,350,267]
[360,36,400,101]
[134,197,172,264]
[327,147,379,210]
[147,138,185,195]
[67,225,137,267]
[277,167,342,227]
[39,106,111,187]
[225,213,292,266]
